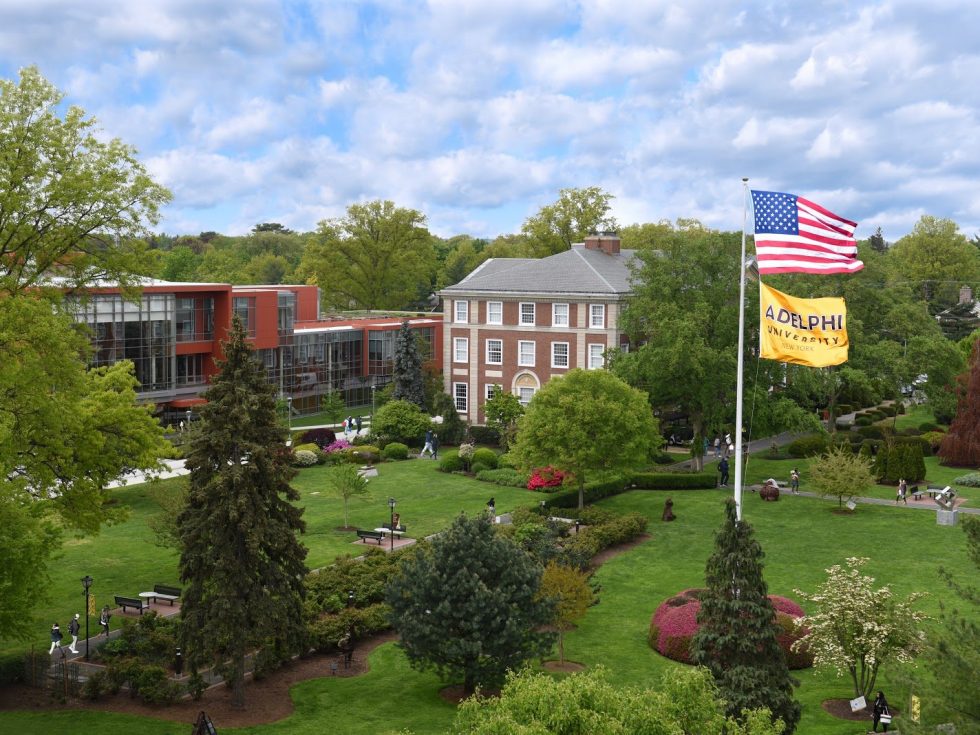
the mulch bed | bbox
[541,660,585,673]
[590,533,651,568]
[822,698,899,722]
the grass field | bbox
[2,458,977,734]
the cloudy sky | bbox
[1,0,978,241]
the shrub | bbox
[895,435,933,458]
[497,452,519,469]
[371,399,432,445]
[324,438,352,454]
[438,450,464,473]
[835,419,853,431]
[651,451,675,465]
[630,471,716,489]
[308,604,393,651]
[854,415,873,426]
[299,427,337,448]
[80,670,110,700]
[954,472,980,487]
[856,425,885,440]
[293,449,318,467]
[468,425,501,446]
[879,405,897,417]
[457,442,476,470]
[528,466,565,491]
[0,652,23,685]
[477,468,529,487]
[919,421,939,432]
[470,461,489,475]
[132,664,181,704]
[472,447,499,469]
[348,445,381,464]
[584,512,648,549]
[836,404,853,415]
[787,433,829,458]
[540,475,630,509]
[901,427,923,436]
[382,442,409,461]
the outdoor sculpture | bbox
[934,486,956,510]
[662,497,676,521]
[760,479,780,501]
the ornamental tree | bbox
[371,399,431,446]
[939,338,980,467]
[792,557,927,700]
[513,369,657,510]
[692,499,801,733]
[483,388,524,449]
[537,561,595,665]
[807,446,875,509]
[177,317,308,709]
[326,463,371,530]
[386,513,554,695]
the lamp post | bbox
[388,497,396,551]
[81,575,93,660]
[371,385,376,424]
[287,396,293,434]
[347,589,355,608]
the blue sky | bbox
[1,0,978,242]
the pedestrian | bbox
[420,429,435,458]
[896,478,908,505]
[871,690,891,732]
[99,605,111,637]
[714,435,721,458]
[67,613,80,653]
[431,432,439,460]
[790,468,800,494]
[718,457,729,487]
[48,622,63,654]
[346,416,354,439]
[487,497,496,520]
[355,416,362,435]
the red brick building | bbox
[438,234,635,423]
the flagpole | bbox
[734,178,749,522]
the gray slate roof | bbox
[440,243,637,296]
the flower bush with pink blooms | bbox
[527,466,565,492]
[323,439,352,453]
[648,589,813,669]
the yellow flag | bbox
[759,283,848,367]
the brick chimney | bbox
[959,285,973,304]
[583,231,621,255]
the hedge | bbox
[475,468,528,487]
[540,475,631,509]
[631,471,717,489]
[382,442,409,460]
[472,447,499,469]
[468,425,501,446]
[786,433,829,458]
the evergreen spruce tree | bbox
[939,339,980,466]
[177,316,308,709]
[392,319,426,408]
[692,499,801,733]
[386,514,554,695]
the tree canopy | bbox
[521,186,617,258]
[392,320,426,408]
[512,369,657,509]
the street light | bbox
[185,409,192,432]
[388,497,396,551]
[347,589,355,608]
[287,396,293,434]
[81,575,93,661]
[371,385,376,424]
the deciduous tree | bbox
[521,186,617,258]
[888,215,980,307]
[939,339,980,467]
[326,463,371,530]
[177,317,308,709]
[483,389,524,449]
[512,369,657,509]
[386,514,554,695]
[692,499,801,733]
[807,446,875,508]
[537,561,594,665]
[793,557,927,701]
[371,399,431,446]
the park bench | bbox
[151,584,181,605]
[115,595,147,615]
[382,522,406,534]
[356,529,384,544]
[909,485,923,500]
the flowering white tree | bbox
[793,557,927,699]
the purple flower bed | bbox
[323,439,352,453]
[648,589,813,669]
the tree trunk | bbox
[231,648,246,709]
[577,479,585,510]
[463,669,476,697]
[558,631,565,665]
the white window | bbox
[588,344,605,369]
[552,303,569,327]
[454,383,468,412]
[453,337,468,363]
[487,301,503,325]
[486,339,502,365]
[518,387,535,406]
[518,340,536,367]
[485,383,501,401]
[454,300,469,323]
[551,342,569,368]
[590,304,606,328]
[519,302,535,326]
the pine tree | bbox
[939,339,980,467]
[692,499,801,733]
[392,319,426,408]
[386,513,554,695]
[177,316,308,709]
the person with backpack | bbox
[67,613,80,653]
[718,457,730,487]
[790,468,801,494]
[48,622,63,654]
[99,605,112,637]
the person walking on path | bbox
[714,435,721,458]
[67,613,80,653]
[790,468,800,494]
[871,690,891,732]
[355,416,362,435]
[718,457,730,487]
[48,623,63,654]
[896,478,908,505]
[99,605,111,637]
[431,432,439,460]
[487,497,496,520]
[420,429,435,458]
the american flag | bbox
[751,190,864,274]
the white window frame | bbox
[551,341,569,369]
[454,300,469,324]
[588,343,605,369]
[519,302,536,326]
[518,386,535,406]
[552,302,569,327]
[453,383,468,413]
[487,301,503,325]
[453,337,468,363]
[485,383,501,401]
[589,303,606,329]
[518,340,536,367]
[485,338,503,365]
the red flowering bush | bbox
[648,589,812,669]
[527,466,565,492]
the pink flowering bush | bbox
[648,589,812,668]
[527,466,565,492]
[324,439,352,453]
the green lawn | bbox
[2,462,977,734]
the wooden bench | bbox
[152,584,181,605]
[115,595,147,615]
[356,529,384,544]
